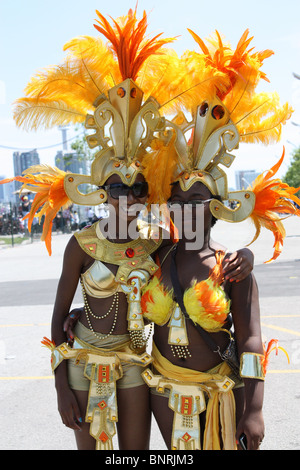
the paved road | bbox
[0,218,299,450]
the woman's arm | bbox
[51,235,86,430]
[230,273,265,450]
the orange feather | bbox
[94,8,176,81]
[261,338,290,375]
[41,336,56,350]
[0,165,71,256]
[248,148,300,262]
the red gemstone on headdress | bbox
[125,248,135,258]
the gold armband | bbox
[41,337,77,372]
[240,352,265,380]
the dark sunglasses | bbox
[102,182,149,199]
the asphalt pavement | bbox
[0,217,299,451]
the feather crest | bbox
[94,8,176,81]
[0,165,71,255]
[187,28,272,100]
[41,336,56,350]
[142,131,179,205]
[247,149,300,262]
[186,28,293,145]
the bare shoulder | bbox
[210,238,227,252]
[62,235,92,271]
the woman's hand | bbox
[63,307,83,344]
[56,384,83,431]
[236,408,264,450]
[223,248,254,282]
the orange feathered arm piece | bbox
[261,338,290,375]
[0,165,71,256]
[94,7,176,81]
[248,148,300,263]
[41,336,56,350]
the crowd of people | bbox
[0,200,99,237]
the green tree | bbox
[283,146,300,196]
[70,124,97,169]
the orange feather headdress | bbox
[3,7,181,254]
[13,7,177,131]
[142,29,293,207]
[183,28,293,144]
[262,338,290,375]
[2,11,298,261]
[141,28,298,263]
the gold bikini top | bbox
[75,222,162,299]
[81,260,121,299]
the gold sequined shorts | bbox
[67,322,146,391]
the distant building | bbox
[55,151,89,201]
[235,170,260,190]
[12,149,40,201]
[55,150,87,175]
[0,176,15,202]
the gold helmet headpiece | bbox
[3,7,183,253]
[146,29,293,219]
[12,7,178,207]
[143,29,300,262]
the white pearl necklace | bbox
[80,280,119,340]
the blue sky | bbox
[1,0,300,188]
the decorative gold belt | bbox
[42,337,152,450]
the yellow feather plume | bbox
[63,35,121,91]
[141,277,174,325]
[13,97,86,131]
[237,100,293,145]
[142,131,179,205]
[13,8,177,132]
[185,29,293,145]
[41,336,56,351]
[184,279,230,332]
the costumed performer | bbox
[140,29,297,450]
[1,8,255,450]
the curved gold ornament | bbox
[210,191,256,222]
[165,96,257,223]
[64,78,166,205]
[64,174,107,205]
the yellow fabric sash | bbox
[152,343,237,450]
